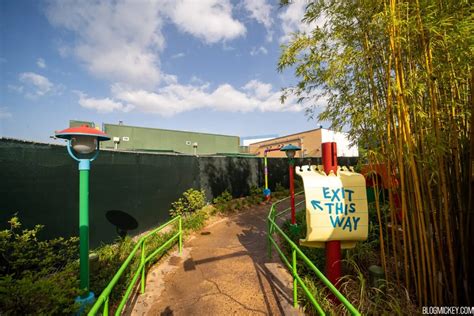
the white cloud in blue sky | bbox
[18,72,61,98]
[36,58,46,69]
[0,107,12,119]
[0,0,324,142]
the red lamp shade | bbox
[55,125,110,154]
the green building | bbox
[69,121,240,155]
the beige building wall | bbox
[249,129,323,158]
[249,128,359,158]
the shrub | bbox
[0,217,79,277]
[212,190,232,204]
[273,182,289,199]
[246,186,264,205]
[0,207,214,315]
[212,190,233,213]
[274,182,286,193]
[182,208,209,231]
[0,216,81,315]
[169,188,207,217]
[0,267,80,315]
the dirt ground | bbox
[129,203,303,316]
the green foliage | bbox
[181,208,209,231]
[169,188,207,217]
[0,216,79,277]
[246,185,264,205]
[0,216,81,315]
[272,182,289,200]
[88,237,135,305]
[212,186,266,214]
[212,190,232,205]
[212,190,233,213]
[280,206,416,315]
[278,0,472,304]
[0,210,211,315]
[294,178,304,191]
[0,267,80,315]
[274,182,286,193]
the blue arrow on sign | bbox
[311,200,323,211]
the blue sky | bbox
[0,0,326,143]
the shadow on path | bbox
[137,202,302,316]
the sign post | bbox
[322,142,341,288]
[296,142,368,295]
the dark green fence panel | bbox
[0,140,262,246]
[0,139,358,247]
[199,156,260,199]
[0,139,201,247]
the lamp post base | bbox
[289,223,300,235]
[75,292,95,315]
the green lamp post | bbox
[280,144,301,233]
[55,125,110,307]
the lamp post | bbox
[280,144,301,232]
[55,125,110,307]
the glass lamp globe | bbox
[286,150,296,159]
[71,135,98,154]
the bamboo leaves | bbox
[278,0,472,307]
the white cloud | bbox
[7,84,24,93]
[190,76,209,87]
[0,107,12,119]
[45,0,165,88]
[109,79,303,117]
[171,52,186,59]
[46,0,248,89]
[166,0,246,44]
[278,0,326,43]
[250,46,268,56]
[37,58,46,68]
[243,0,272,29]
[242,80,272,99]
[19,72,55,97]
[76,91,134,113]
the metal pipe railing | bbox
[267,194,361,315]
[88,216,182,316]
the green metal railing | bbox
[267,193,360,315]
[88,216,182,316]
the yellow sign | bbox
[296,165,368,249]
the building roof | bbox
[104,123,239,139]
[249,127,325,146]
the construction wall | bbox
[0,138,357,247]
[0,139,268,247]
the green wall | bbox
[0,139,257,247]
[0,138,357,247]
[69,120,95,128]
[101,124,240,154]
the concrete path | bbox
[131,203,302,316]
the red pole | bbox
[289,162,296,225]
[322,142,341,288]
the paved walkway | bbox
[131,203,301,316]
